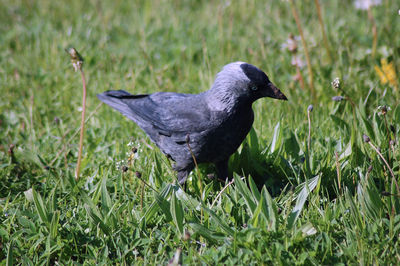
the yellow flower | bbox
[374,58,398,87]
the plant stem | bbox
[382,114,392,162]
[335,151,341,192]
[296,66,306,90]
[289,0,315,101]
[211,179,235,208]
[368,141,399,195]
[314,0,332,63]
[75,69,87,180]
[49,102,102,167]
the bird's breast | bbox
[197,106,254,163]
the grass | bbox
[1,0,400,264]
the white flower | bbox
[354,0,381,10]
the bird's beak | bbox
[266,82,287,100]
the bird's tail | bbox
[97,90,148,120]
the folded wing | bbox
[97,90,213,144]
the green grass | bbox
[1,0,400,264]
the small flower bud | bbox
[185,134,190,143]
[332,96,345,102]
[131,147,138,153]
[307,105,313,112]
[135,171,142,178]
[122,165,128,172]
[363,134,370,143]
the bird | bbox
[97,62,287,185]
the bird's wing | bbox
[97,90,214,143]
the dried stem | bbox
[211,176,245,208]
[367,141,399,195]
[335,151,341,191]
[314,0,332,63]
[289,0,315,101]
[49,102,103,167]
[75,69,87,180]
[65,48,86,180]
[382,114,392,163]
[296,66,306,90]
[134,171,158,193]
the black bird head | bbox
[206,62,287,111]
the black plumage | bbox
[97,62,287,184]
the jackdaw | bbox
[97,62,287,185]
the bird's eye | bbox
[250,85,258,91]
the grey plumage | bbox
[97,62,287,184]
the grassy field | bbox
[1,0,400,264]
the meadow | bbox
[1,0,400,264]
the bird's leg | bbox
[177,170,189,185]
[215,159,230,183]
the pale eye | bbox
[251,85,258,91]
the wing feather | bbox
[97,90,213,143]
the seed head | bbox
[65,47,84,72]
[135,171,142,178]
[363,134,370,143]
[331,77,340,90]
[122,165,129,172]
[377,105,390,115]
